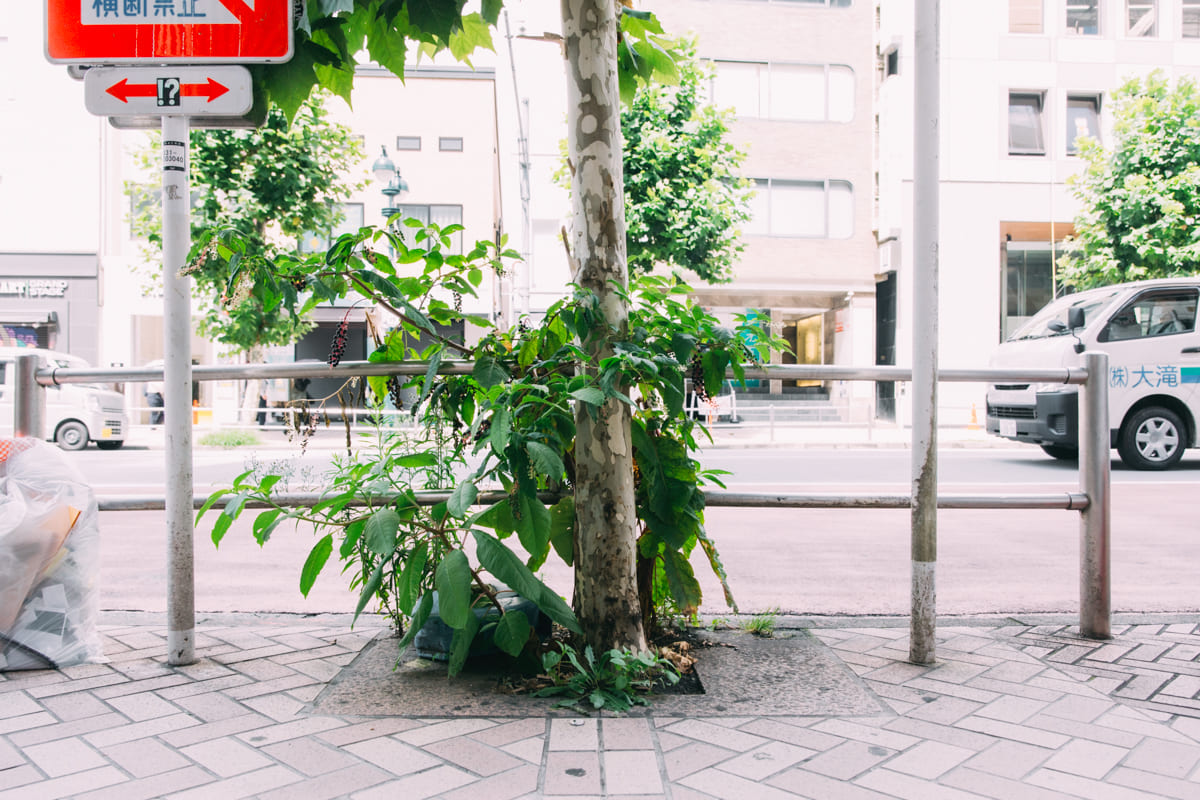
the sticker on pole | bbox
[45,0,293,64]
[84,66,252,118]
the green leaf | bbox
[434,550,473,629]
[212,513,233,547]
[472,531,581,634]
[489,405,512,453]
[299,534,333,597]
[364,508,401,556]
[395,452,439,468]
[569,387,606,406]
[515,492,552,567]
[473,355,510,388]
[662,548,703,616]
[526,441,564,481]
[251,508,284,546]
[492,610,531,657]
[395,540,428,616]
[447,611,481,677]
[420,349,443,407]
[353,560,384,625]
[448,479,479,518]
[195,487,231,524]
[473,497,518,538]
[340,519,366,559]
[549,497,575,566]
[397,591,433,650]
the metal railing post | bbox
[1080,351,1111,639]
[14,353,44,440]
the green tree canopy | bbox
[130,92,365,351]
[1062,71,1200,289]
[622,38,751,283]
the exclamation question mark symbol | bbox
[158,77,181,107]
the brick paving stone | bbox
[157,674,253,700]
[180,736,276,777]
[978,660,1047,684]
[1041,738,1127,779]
[437,763,539,800]
[21,737,109,777]
[882,740,974,780]
[955,716,1071,749]
[24,673,128,699]
[8,712,128,747]
[223,673,317,700]
[544,753,604,796]
[240,691,307,722]
[863,662,931,684]
[1028,766,1165,800]
[256,763,393,800]
[662,741,738,781]
[0,765,43,792]
[167,764,304,800]
[599,718,653,750]
[925,661,992,685]
[0,765,127,800]
[1109,766,1200,799]
[602,750,662,795]
[468,718,545,748]
[1161,675,1200,698]
[0,737,24,770]
[316,718,423,746]
[811,719,919,751]
[547,718,598,751]
[801,740,895,781]
[1086,643,1135,663]
[101,691,181,722]
[237,715,347,747]
[855,767,987,799]
[882,717,995,751]
[962,739,1053,779]
[170,691,249,723]
[904,696,982,725]
[679,766,803,800]
[767,767,894,800]
[344,762,480,800]
[0,713,58,737]
[940,766,1079,800]
[974,695,1050,723]
[905,677,1000,704]
[1026,711,1144,748]
[342,736,443,776]
[1116,672,1174,701]
[36,692,110,722]
[425,734,524,776]
[1124,737,1200,778]
[84,713,200,748]
[662,719,767,752]
[393,719,495,747]
[0,694,42,720]
[715,741,814,781]
[72,766,215,800]
[261,736,361,776]
[159,712,274,748]
[101,737,191,777]
[501,735,546,764]
[965,675,1063,702]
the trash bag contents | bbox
[0,438,104,670]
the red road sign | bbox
[45,0,293,64]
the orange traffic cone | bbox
[968,403,981,430]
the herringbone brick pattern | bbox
[3,615,1200,798]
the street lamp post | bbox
[370,145,409,225]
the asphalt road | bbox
[78,441,1200,618]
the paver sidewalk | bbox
[4,612,1200,799]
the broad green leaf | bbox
[251,508,284,546]
[473,355,510,388]
[397,591,434,650]
[340,519,366,559]
[211,513,233,547]
[569,387,606,406]
[670,332,696,363]
[434,550,473,629]
[395,540,428,615]
[493,611,531,657]
[472,531,581,634]
[448,479,478,518]
[525,441,564,480]
[364,509,401,556]
[473,497,518,538]
[395,452,439,468]
[662,548,702,616]
[299,534,333,597]
[195,488,231,524]
[548,497,575,566]
[489,406,512,454]
[258,475,282,495]
[352,560,384,625]
[447,611,481,677]
[515,492,552,567]
[420,349,443,407]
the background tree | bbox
[1062,71,1200,289]
[622,37,751,283]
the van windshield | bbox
[1007,289,1122,341]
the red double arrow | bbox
[105,78,230,104]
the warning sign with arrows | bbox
[84,66,252,117]
[45,0,293,64]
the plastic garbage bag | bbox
[0,438,104,670]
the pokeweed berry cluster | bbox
[386,376,404,410]
[689,354,710,402]
[328,318,349,367]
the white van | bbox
[986,278,1200,470]
[0,348,128,451]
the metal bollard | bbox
[14,353,45,440]
[1079,351,1111,639]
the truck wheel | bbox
[96,441,124,451]
[56,420,89,451]
[1118,406,1185,470]
[1040,444,1078,461]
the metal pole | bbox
[163,116,196,666]
[14,353,44,440]
[1080,351,1111,638]
[910,0,940,666]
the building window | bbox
[1003,242,1058,341]
[1066,0,1100,34]
[397,204,464,253]
[1127,0,1157,35]
[882,46,899,78]
[438,137,464,152]
[711,61,854,122]
[395,136,421,151]
[746,179,853,238]
[1184,0,1200,37]
[1008,92,1045,156]
[1010,0,1043,33]
[1066,94,1101,155]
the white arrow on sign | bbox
[83,66,252,118]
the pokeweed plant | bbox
[194,218,784,676]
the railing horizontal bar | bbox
[97,490,1088,513]
[37,361,1089,387]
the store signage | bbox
[0,279,70,298]
[44,0,293,64]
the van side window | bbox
[1099,289,1198,342]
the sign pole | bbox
[162,116,196,666]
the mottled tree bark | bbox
[561,0,648,654]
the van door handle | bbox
[1182,346,1200,353]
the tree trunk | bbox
[562,0,647,654]
[238,345,265,425]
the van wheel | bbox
[1118,406,1185,470]
[56,421,89,451]
[1040,444,1078,461]
[96,441,124,451]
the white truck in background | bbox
[986,278,1200,470]
[0,348,128,451]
